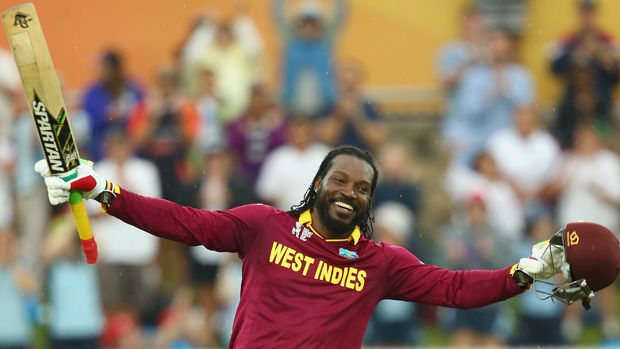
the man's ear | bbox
[313,178,321,192]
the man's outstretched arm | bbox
[105,189,249,252]
[383,245,525,308]
[35,159,264,255]
[383,240,562,308]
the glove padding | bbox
[517,239,566,281]
[35,159,108,205]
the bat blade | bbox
[2,3,98,263]
[2,3,80,174]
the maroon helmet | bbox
[563,222,620,292]
[545,222,620,309]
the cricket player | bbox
[35,145,619,348]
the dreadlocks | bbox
[288,145,379,239]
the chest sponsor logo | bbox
[269,241,366,292]
[339,248,358,259]
[292,222,312,241]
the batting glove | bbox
[34,159,117,205]
[511,239,565,286]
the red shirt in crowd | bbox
[107,190,526,349]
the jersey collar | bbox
[298,209,361,245]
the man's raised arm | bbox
[35,159,264,255]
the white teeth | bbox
[334,201,353,210]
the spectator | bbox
[12,84,88,275]
[195,68,224,154]
[437,6,487,147]
[181,0,265,123]
[152,286,214,348]
[43,212,104,349]
[274,0,346,117]
[0,135,13,240]
[129,65,200,206]
[546,122,620,342]
[440,194,515,347]
[227,84,287,185]
[475,152,525,240]
[553,123,620,258]
[11,100,48,277]
[99,312,144,349]
[256,116,330,210]
[373,141,422,214]
[550,0,619,148]
[0,48,19,168]
[189,149,257,346]
[0,47,19,242]
[199,150,258,212]
[0,231,37,349]
[486,106,561,222]
[0,47,20,140]
[316,59,386,152]
[365,202,419,346]
[515,213,565,346]
[445,151,524,241]
[447,27,534,166]
[87,129,161,321]
[82,50,144,162]
[192,148,253,347]
[214,255,243,347]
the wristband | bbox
[513,270,534,287]
[94,181,120,206]
[510,263,534,288]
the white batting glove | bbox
[518,240,566,281]
[34,159,112,205]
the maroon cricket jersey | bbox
[107,190,526,348]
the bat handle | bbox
[69,190,98,264]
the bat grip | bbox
[69,190,98,264]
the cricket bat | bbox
[2,3,98,263]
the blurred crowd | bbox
[1,0,620,348]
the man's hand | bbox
[34,159,115,205]
[511,239,566,286]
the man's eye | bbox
[357,187,370,194]
[332,178,345,184]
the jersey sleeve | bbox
[106,189,274,257]
[382,244,525,308]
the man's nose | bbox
[340,184,356,198]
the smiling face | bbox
[313,154,375,238]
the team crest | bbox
[292,222,312,241]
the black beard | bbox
[315,196,365,238]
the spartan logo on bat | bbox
[31,92,79,173]
[13,12,32,28]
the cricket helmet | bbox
[545,222,620,309]
[562,222,620,292]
